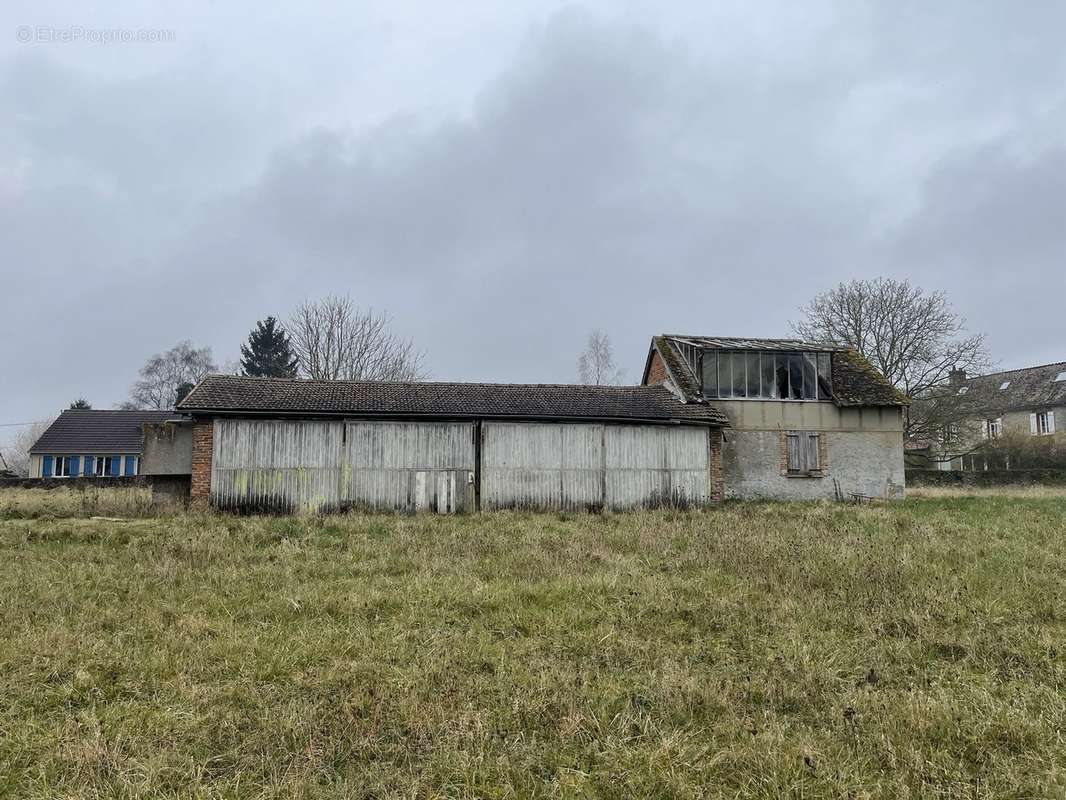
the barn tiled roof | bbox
[29,410,176,454]
[953,361,1066,413]
[178,374,729,426]
[644,335,908,407]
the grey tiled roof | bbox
[30,410,176,454]
[178,374,728,426]
[956,361,1066,413]
[645,335,908,407]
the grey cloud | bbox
[2,3,1065,446]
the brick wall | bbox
[646,351,668,385]
[708,429,724,502]
[190,419,213,503]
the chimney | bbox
[949,368,967,387]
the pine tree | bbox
[240,316,299,378]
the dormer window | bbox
[701,350,832,400]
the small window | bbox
[93,457,117,477]
[999,381,1011,390]
[785,431,822,476]
[1034,411,1055,436]
[938,423,960,444]
[54,456,71,478]
[985,418,1002,439]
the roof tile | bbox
[178,375,728,426]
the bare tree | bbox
[578,330,626,385]
[128,341,217,409]
[2,418,54,477]
[288,295,425,381]
[792,278,991,446]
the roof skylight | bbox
[958,386,969,395]
[1056,371,1066,382]
[1000,381,1011,390]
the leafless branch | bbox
[792,278,991,443]
[578,330,626,385]
[288,294,426,381]
[128,341,217,410]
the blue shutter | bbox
[69,456,80,477]
[43,456,53,477]
[85,456,94,477]
[124,456,136,476]
[111,456,120,476]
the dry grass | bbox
[907,484,1066,498]
[1,499,1065,798]
[0,485,153,519]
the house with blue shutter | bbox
[27,410,177,478]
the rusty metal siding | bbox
[481,421,711,511]
[481,423,604,511]
[344,421,475,513]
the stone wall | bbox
[722,429,905,500]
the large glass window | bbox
[702,351,718,398]
[701,350,832,400]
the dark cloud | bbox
[2,3,1064,445]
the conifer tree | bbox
[240,317,299,378]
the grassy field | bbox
[1,496,1064,798]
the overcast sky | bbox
[2,1,1064,446]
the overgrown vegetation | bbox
[0,485,154,519]
[1,499,1064,798]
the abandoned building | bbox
[26,409,177,478]
[641,336,908,500]
[174,376,728,512]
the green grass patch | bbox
[1,499,1064,798]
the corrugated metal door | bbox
[344,421,475,513]
[481,422,604,511]
[482,422,711,511]
[212,419,346,512]
[604,425,710,509]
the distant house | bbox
[641,335,909,500]
[925,361,1065,471]
[27,410,177,478]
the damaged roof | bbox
[644,335,908,407]
[178,374,729,426]
[952,361,1066,413]
[29,410,176,454]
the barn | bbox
[175,375,727,513]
